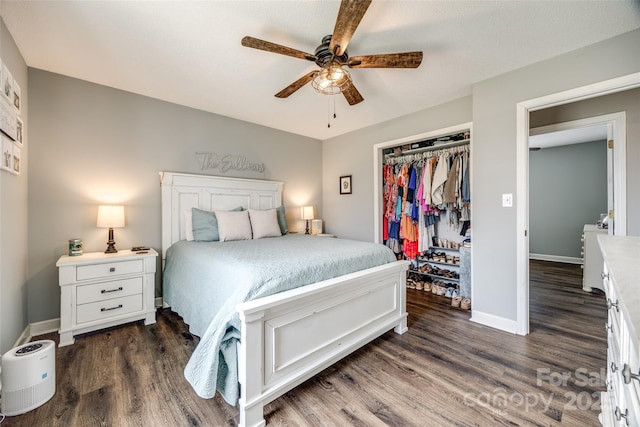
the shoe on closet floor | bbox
[461,298,471,310]
[452,296,462,308]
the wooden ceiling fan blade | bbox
[329,0,372,57]
[342,83,364,106]
[241,36,317,62]
[348,52,423,68]
[275,71,317,98]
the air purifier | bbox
[1,340,55,416]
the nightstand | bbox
[56,249,158,347]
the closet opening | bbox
[373,122,473,312]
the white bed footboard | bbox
[236,260,409,427]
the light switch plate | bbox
[502,193,513,207]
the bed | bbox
[160,172,409,427]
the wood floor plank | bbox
[3,260,606,426]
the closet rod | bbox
[384,140,469,165]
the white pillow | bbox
[249,209,282,239]
[215,210,253,241]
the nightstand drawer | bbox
[77,294,143,324]
[76,277,143,305]
[76,259,144,281]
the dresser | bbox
[582,224,607,292]
[598,235,640,426]
[56,249,158,347]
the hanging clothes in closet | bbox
[383,143,470,258]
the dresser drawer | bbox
[622,384,640,427]
[76,294,143,324]
[76,259,144,281]
[76,277,143,305]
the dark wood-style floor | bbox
[3,260,607,426]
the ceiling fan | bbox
[241,0,423,106]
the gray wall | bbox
[529,140,607,258]
[530,87,640,236]
[6,22,640,342]
[27,69,322,324]
[0,16,28,354]
[471,28,639,323]
[323,28,640,326]
[322,96,473,241]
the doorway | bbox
[515,72,640,336]
[527,114,625,267]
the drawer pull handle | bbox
[614,407,629,425]
[601,272,609,280]
[101,287,123,294]
[109,267,116,273]
[607,298,619,312]
[611,362,618,373]
[605,323,612,333]
[622,364,640,384]
[101,304,123,312]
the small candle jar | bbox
[68,239,83,256]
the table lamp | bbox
[301,206,314,235]
[97,205,125,253]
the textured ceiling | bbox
[2,1,640,140]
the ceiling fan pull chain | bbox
[334,95,337,119]
[327,96,331,128]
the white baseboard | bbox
[30,318,61,336]
[12,318,61,349]
[470,310,517,334]
[529,253,583,265]
[13,326,32,348]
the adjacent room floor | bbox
[3,260,607,426]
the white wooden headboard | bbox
[159,172,283,260]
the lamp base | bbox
[104,228,118,253]
[305,220,311,235]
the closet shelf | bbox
[409,269,460,282]
[418,258,460,267]
[429,246,460,252]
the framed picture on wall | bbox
[2,64,13,102]
[2,135,13,172]
[12,143,20,175]
[16,116,23,145]
[340,175,352,195]
[13,80,21,112]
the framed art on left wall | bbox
[2,134,13,172]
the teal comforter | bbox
[163,234,396,405]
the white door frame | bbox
[516,72,640,335]
[529,112,626,236]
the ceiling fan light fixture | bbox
[311,62,351,95]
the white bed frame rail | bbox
[159,172,409,427]
[237,261,408,427]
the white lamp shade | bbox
[301,206,315,220]
[97,205,125,228]
[311,219,323,235]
